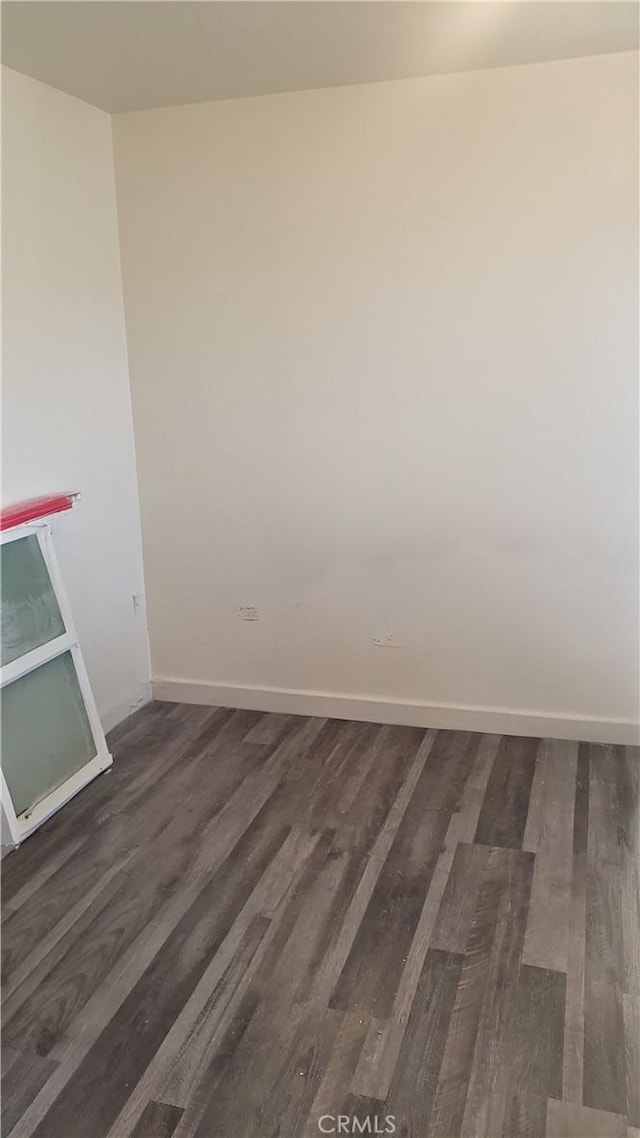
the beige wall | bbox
[2,67,150,729]
[113,51,639,741]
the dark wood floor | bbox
[1,703,638,1138]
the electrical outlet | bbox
[238,605,260,621]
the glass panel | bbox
[1,536,65,665]
[1,652,96,816]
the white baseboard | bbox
[152,678,639,745]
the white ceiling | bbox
[2,1,638,114]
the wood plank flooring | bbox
[1,703,638,1138]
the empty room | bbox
[1,2,639,1136]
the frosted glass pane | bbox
[1,536,65,665]
[1,652,96,816]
